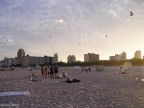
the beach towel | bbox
[0,91,30,97]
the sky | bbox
[0,0,144,62]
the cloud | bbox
[0,43,15,46]
[113,0,118,2]
[107,9,118,18]
[124,0,129,4]
[55,19,64,24]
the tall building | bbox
[109,52,127,61]
[17,48,25,58]
[53,53,58,63]
[67,55,76,63]
[121,52,127,60]
[134,50,141,59]
[84,53,99,62]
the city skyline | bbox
[1,48,144,63]
[0,0,144,62]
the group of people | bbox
[41,65,59,78]
[81,65,104,72]
[27,65,81,83]
[81,67,91,72]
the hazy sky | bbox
[0,0,144,62]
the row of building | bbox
[67,50,143,63]
[67,53,99,63]
[0,48,58,67]
[0,49,143,66]
[109,50,142,61]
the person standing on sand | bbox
[50,66,54,77]
[41,66,44,76]
[119,66,122,73]
[43,66,48,77]
[54,65,58,77]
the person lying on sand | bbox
[65,77,80,83]
[28,76,41,81]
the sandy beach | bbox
[1,66,144,108]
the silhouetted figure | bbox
[81,66,84,72]
[50,66,54,77]
[88,67,91,72]
[82,68,84,72]
[85,67,88,72]
[41,66,44,76]
[54,66,59,77]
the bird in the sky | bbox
[129,11,134,16]
[78,44,81,45]
[49,36,52,37]
[105,35,108,38]
[3,37,9,41]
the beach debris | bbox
[141,78,144,81]
[136,78,138,80]
[138,97,143,101]
[79,91,85,93]
[0,91,30,97]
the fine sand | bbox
[1,66,144,108]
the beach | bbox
[1,66,144,108]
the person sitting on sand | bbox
[28,76,41,81]
[119,66,122,73]
[62,72,68,78]
[55,74,62,78]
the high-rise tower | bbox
[17,48,25,58]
